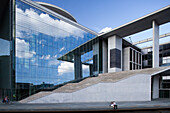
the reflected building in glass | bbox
[0,0,98,100]
[0,0,170,102]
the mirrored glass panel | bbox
[15,0,96,100]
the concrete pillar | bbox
[74,54,82,80]
[108,35,122,72]
[123,47,130,71]
[102,40,108,73]
[152,20,159,68]
[152,75,159,99]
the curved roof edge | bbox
[36,2,77,23]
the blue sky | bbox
[32,0,170,47]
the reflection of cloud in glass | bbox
[39,40,46,45]
[0,38,10,56]
[59,47,65,52]
[40,55,51,60]
[48,59,60,66]
[45,55,51,60]
[16,38,36,58]
[58,62,89,76]
[16,6,86,39]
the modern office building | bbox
[0,0,97,100]
[0,0,170,102]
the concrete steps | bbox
[19,92,52,103]
[20,66,170,103]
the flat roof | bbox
[98,5,170,39]
[57,6,170,62]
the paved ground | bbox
[0,99,170,112]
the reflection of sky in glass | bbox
[15,0,96,86]
[0,38,10,56]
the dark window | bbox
[130,62,132,70]
[110,48,121,68]
[130,48,132,61]
[93,55,98,72]
[133,50,135,62]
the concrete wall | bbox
[123,47,142,71]
[108,35,122,72]
[152,75,159,99]
[123,47,130,71]
[30,74,151,103]
[102,40,108,73]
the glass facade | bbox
[142,43,170,68]
[0,0,14,102]
[15,0,96,100]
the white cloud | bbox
[40,55,51,60]
[82,65,89,73]
[53,54,58,58]
[16,38,36,58]
[0,38,10,56]
[49,59,60,66]
[99,27,112,33]
[44,55,51,60]
[16,31,22,38]
[16,6,85,39]
[40,55,44,59]
[58,62,74,75]
[59,47,65,52]
[39,40,46,45]
[58,62,89,76]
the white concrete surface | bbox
[123,47,130,71]
[108,35,122,73]
[102,40,108,73]
[152,75,159,99]
[30,74,151,103]
[152,20,159,68]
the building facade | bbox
[142,42,170,68]
[0,0,97,101]
[0,0,170,102]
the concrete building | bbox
[0,0,170,102]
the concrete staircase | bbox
[20,66,170,103]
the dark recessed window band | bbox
[93,54,98,72]
[110,48,121,68]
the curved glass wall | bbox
[15,0,96,100]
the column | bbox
[152,75,159,99]
[152,20,159,68]
[74,54,82,80]
[108,35,122,72]
[102,40,108,73]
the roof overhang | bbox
[58,5,170,62]
[98,5,170,39]
[57,38,140,63]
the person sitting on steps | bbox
[2,96,9,104]
[109,101,118,109]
